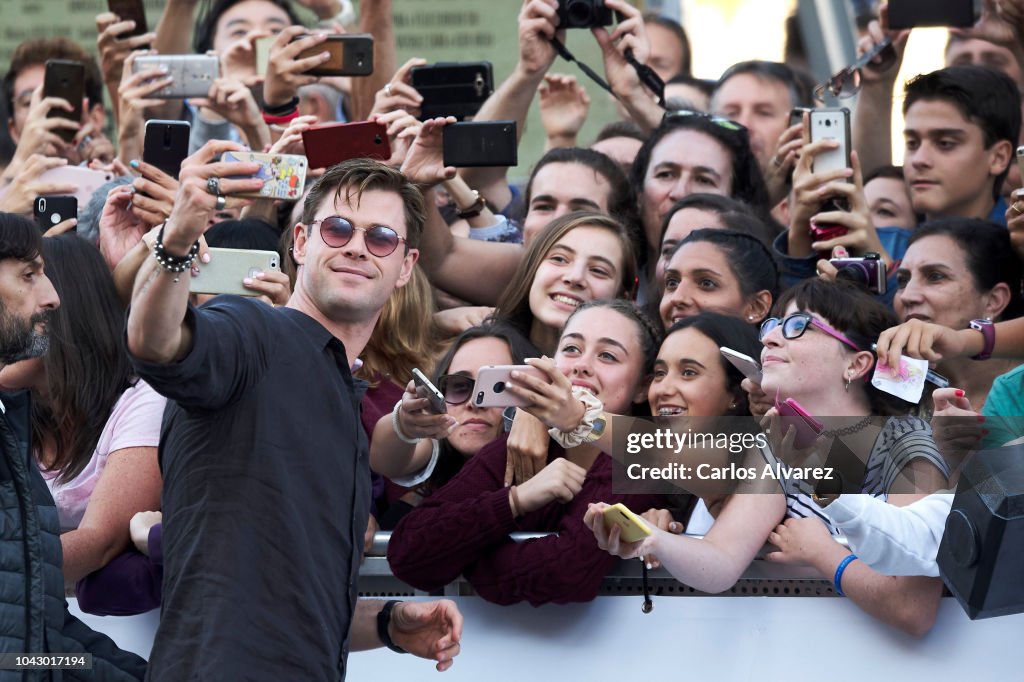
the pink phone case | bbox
[34,166,114,208]
[778,398,824,449]
[471,365,546,408]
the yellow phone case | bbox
[603,503,652,543]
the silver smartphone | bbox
[720,347,763,384]
[189,248,280,297]
[132,54,219,98]
[471,365,545,408]
[411,368,446,414]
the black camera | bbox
[830,251,887,295]
[556,0,614,29]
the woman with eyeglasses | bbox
[758,279,949,636]
[630,112,774,288]
[657,229,778,330]
[371,321,537,529]
[585,279,950,635]
[387,300,671,606]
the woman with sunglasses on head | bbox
[372,321,537,529]
[586,312,788,593]
[658,229,778,331]
[630,112,773,289]
[387,300,671,606]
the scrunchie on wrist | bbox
[548,387,603,449]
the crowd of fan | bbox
[3,0,1024,678]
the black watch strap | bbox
[377,600,408,654]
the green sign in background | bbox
[1,0,628,180]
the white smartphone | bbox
[471,365,545,408]
[411,368,446,414]
[720,346,763,384]
[808,107,851,176]
[189,248,280,297]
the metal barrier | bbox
[358,531,846,598]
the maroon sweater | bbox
[387,433,668,606]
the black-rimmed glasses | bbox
[310,216,407,257]
[759,313,861,352]
[814,36,896,103]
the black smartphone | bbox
[33,196,77,231]
[789,106,813,128]
[143,120,192,179]
[442,121,517,168]
[887,0,980,29]
[43,60,85,143]
[411,62,494,121]
[295,33,374,77]
[107,0,148,37]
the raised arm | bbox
[459,0,563,209]
[851,15,909,175]
[126,140,263,363]
[400,117,525,304]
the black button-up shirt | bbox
[132,297,369,681]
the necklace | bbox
[822,415,873,438]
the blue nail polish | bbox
[129,160,139,169]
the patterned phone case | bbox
[221,151,308,201]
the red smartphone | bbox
[809,223,849,257]
[777,398,824,449]
[301,121,390,169]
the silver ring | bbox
[215,194,226,211]
[384,83,393,97]
[206,176,221,196]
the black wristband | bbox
[377,600,408,654]
[262,95,300,116]
[153,224,200,274]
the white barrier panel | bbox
[71,596,1024,679]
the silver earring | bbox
[729,401,738,410]
[747,315,754,322]
[845,376,851,391]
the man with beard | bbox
[0,212,146,679]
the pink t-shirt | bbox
[40,380,166,532]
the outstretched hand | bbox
[389,600,463,672]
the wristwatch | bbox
[377,600,408,654]
[969,319,995,360]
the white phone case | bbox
[189,248,280,297]
[809,108,851,176]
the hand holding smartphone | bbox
[412,368,446,415]
[471,364,545,408]
[43,60,85,143]
[776,398,824,450]
[602,503,653,543]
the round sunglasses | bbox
[437,374,475,406]
[759,313,861,352]
[310,216,406,257]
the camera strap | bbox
[549,36,666,109]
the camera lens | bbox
[836,262,869,286]
[565,0,593,26]
[825,119,832,127]
[493,381,506,393]
[475,391,484,405]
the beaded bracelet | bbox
[152,224,200,277]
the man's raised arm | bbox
[127,140,264,363]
